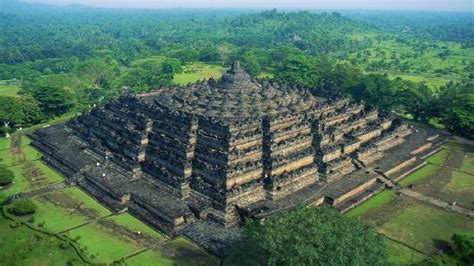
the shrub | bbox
[452,234,474,264]
[9,221,22,228]
[0,166,14,186]
[59,242,71,250]
[8,198,37,216]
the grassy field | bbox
[64,221,142,263]
[23,187,112,233]
[396,139,474,208]
[346,190,397,218]
[349,194,474,264]
[174,63,224,85]
[125,249,175,266]
[0,80,20,96]
[384,238,425,265]
[397,164,439,186]
[378,201,474,254]
[0,214,85,265]
[389,73,449,90]
[0,136,64,203]
[348,139,474,264]
[0,139,14,166]
[349,38,473,90]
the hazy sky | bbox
[23,0,474,11]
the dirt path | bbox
[9,134,24,164]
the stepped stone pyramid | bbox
[30,61,444,255]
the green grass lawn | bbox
[346,190,397,218]
[350,39,473,89]
[58,213,169,264]
[0,213,85,266]
[24,187,111,233]
[108,213,165,240]
[347,142,474,263]
[396,143,474,208]
[0,136,65,202]
[174,63,224,85]
[1,161,64,202]
[64,222,140,263]
[0,144,15,166]
[0,82,21,97]
[63,215,219,264]
[389,73,449,90]
[426,148,449,165]
[31,160,64,183]
[349,194,474,261]
[0,137,11,150]
[257,72,274,79]
[130,55,167,67]
[397,164,439,186]
[0,165,30,202]
[441,170,474,208]
[378,201,474,254]
[21,144,42,161]
[125,250,175,266]
[384,238,425,265]
[459,152,474,175]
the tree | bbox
[73,59,119,89]
[331,63,361,95]
[0,165,14,186]
[30,85,74,118]
[397,80,436,122]
[349,74,400,111]
[8,198,37,216]
[236,207,387,265]
[120,59,181,92]
[0,96,42,134]
[436,82,474,139]
[217,43,232,66]
[241,51,262,77]
[275,54,334,94]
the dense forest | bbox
[0,1,472,138]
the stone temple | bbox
[30,61,445,255]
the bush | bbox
[59,242,71,250]
[8,198,37,216]
[452,234,474,264]
[0,166,14,186]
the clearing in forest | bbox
[174,63,224,85]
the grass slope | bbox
[64,222,139,263]
[24,187,111,233]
